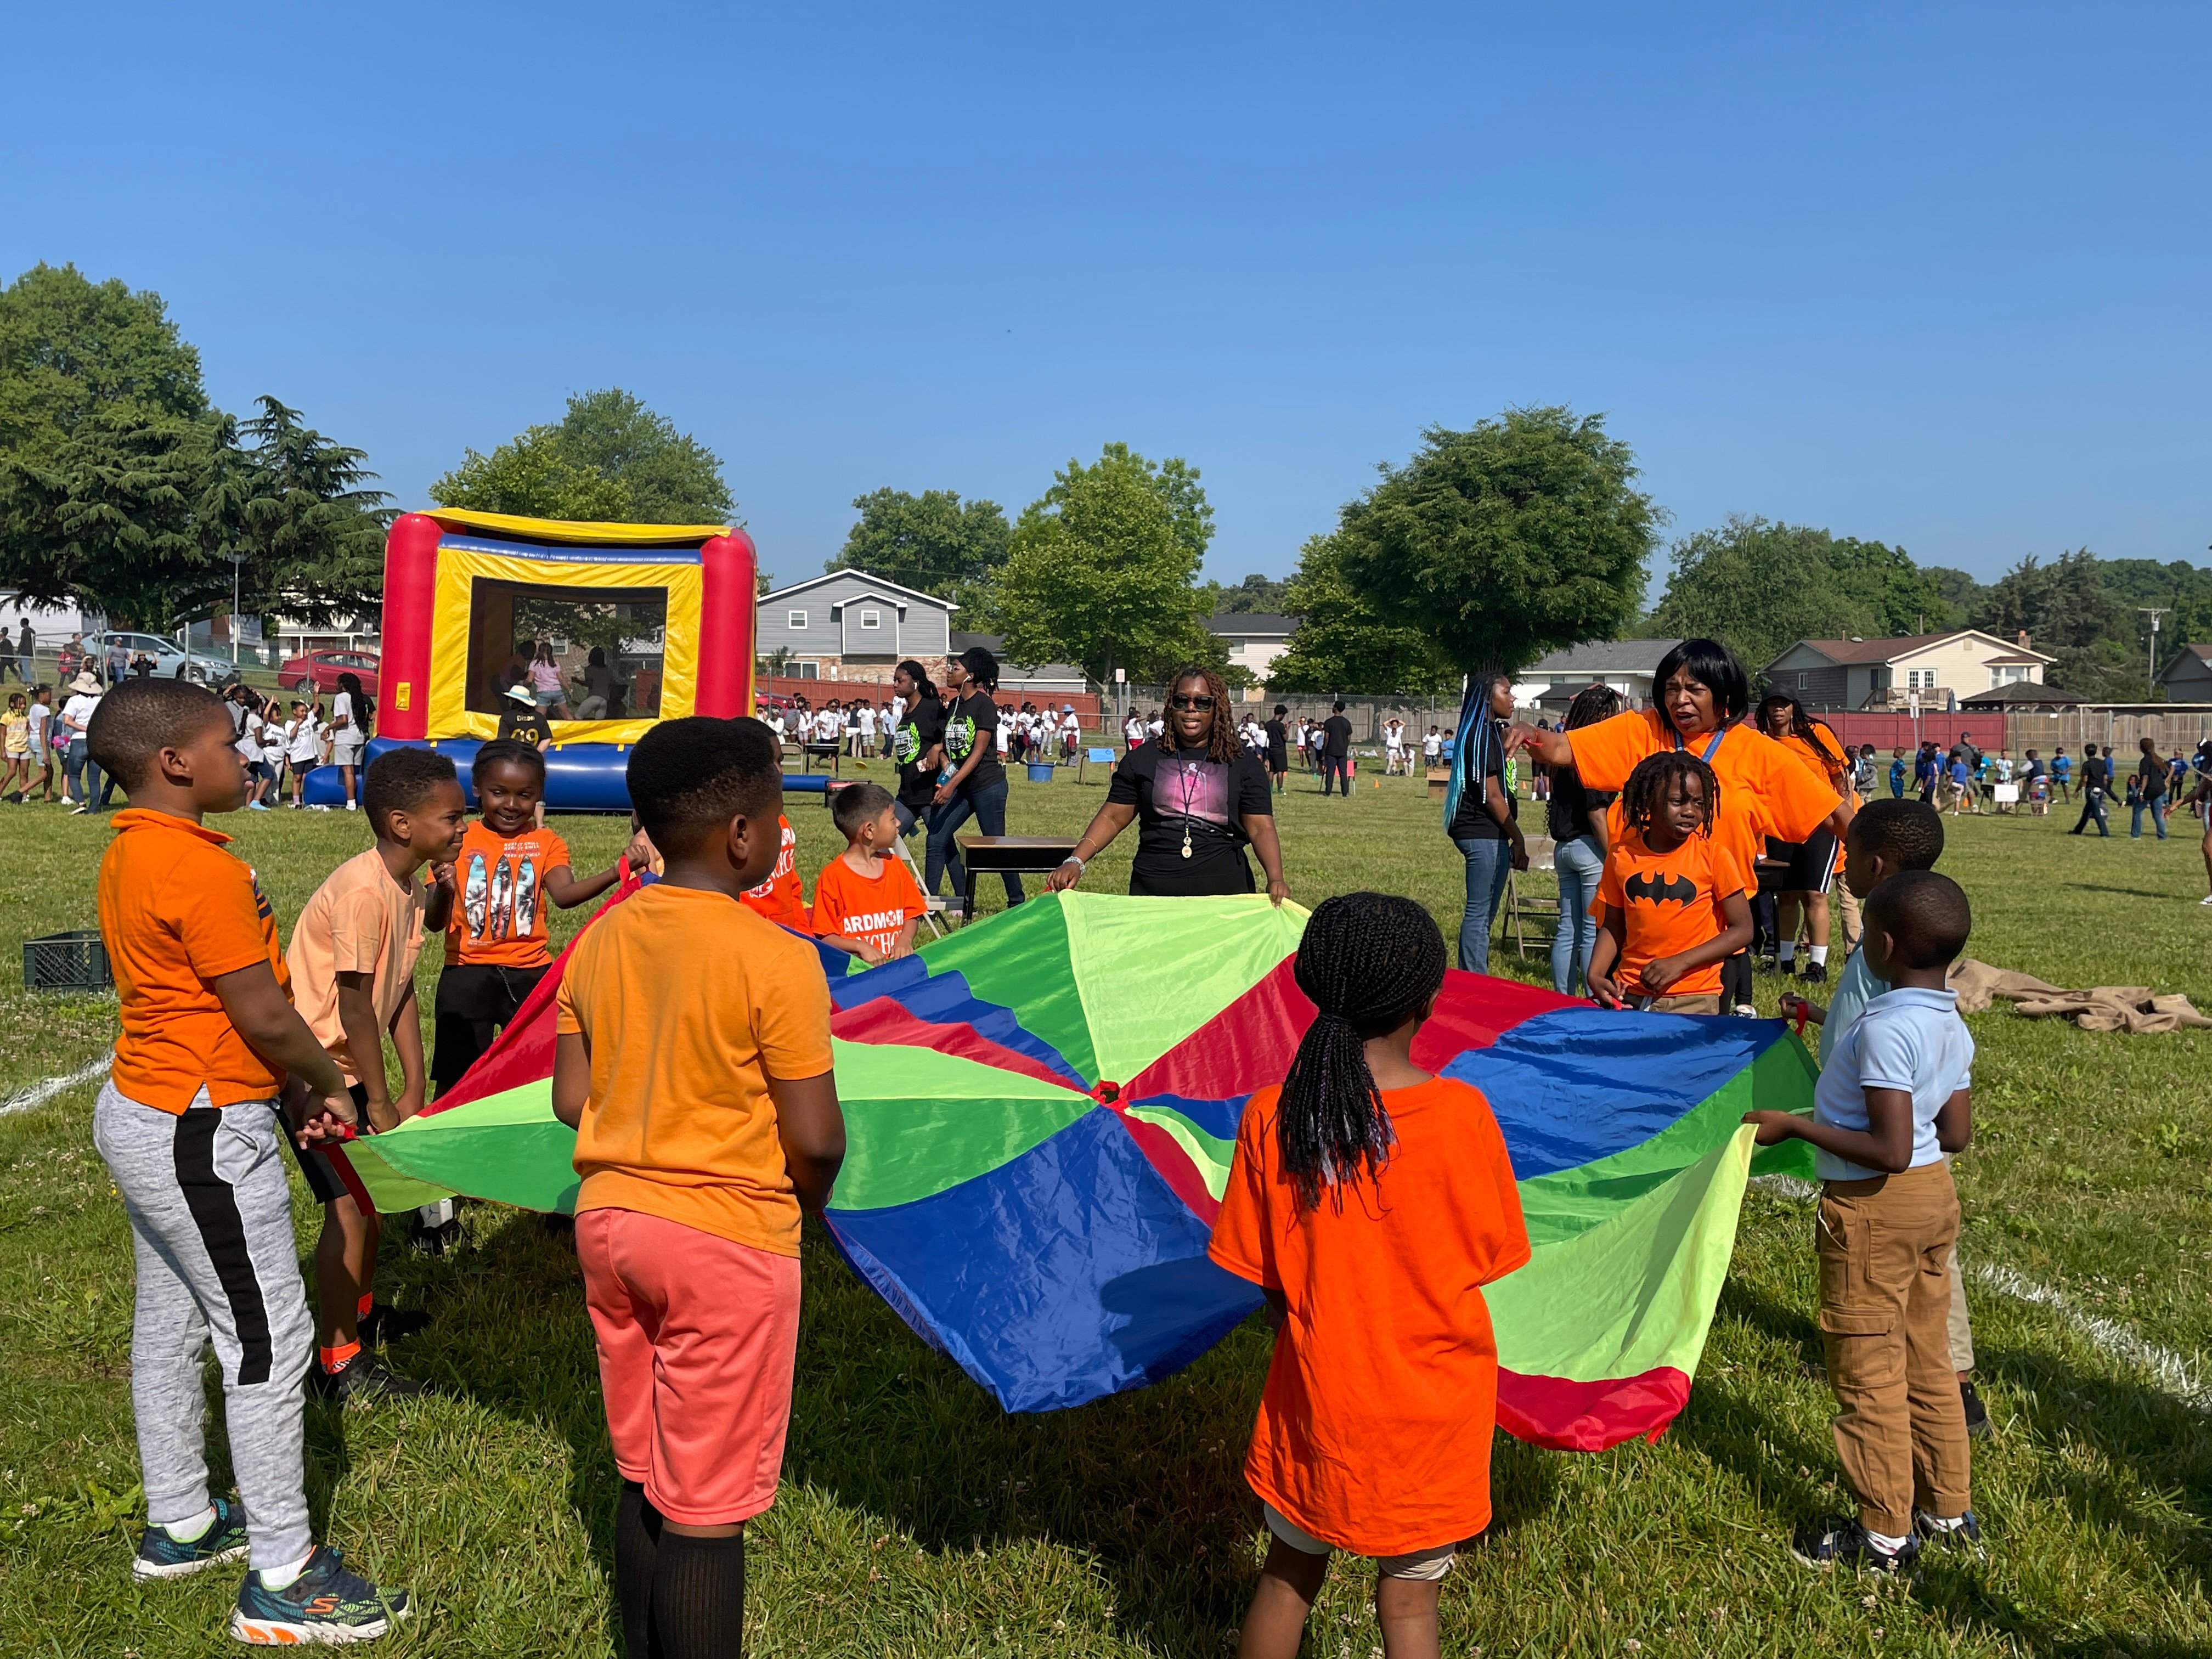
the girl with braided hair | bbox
[1586,751,1753,1013]
[1756,693,1852,983]
[1047,665,1289,900]
[1209,894,1528,1658]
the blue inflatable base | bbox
[300,737,835,812]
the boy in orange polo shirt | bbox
[1588,752,1754,1014]
[85,678,410,1644]
[553,716,845,1659]
[812,782,927,966]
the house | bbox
[1204,613,1297,680]
[1960,681,2086,710]
[1516,639,1683,713]
[2160,644,2212,702]
[1763,630,2054,710]
[947,631,1088,698]
[755,570,957,683]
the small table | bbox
[958,836,1080,923]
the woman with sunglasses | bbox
[1047,665,1289,902]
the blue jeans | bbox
[1454,836,1513,974]
[1550,833,1604,996]
[2132,796,2168,838]
[64,738,101,806]
[927,779,1023,909]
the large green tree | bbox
[430,388,734,525]
[827,488,1009,616]
[994,442,1216,684]
[1204,572,1294,616]
[0,262,207,460]
[1333,408,1656,682]
[1265,533,1454,696]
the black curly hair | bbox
[1620,750,1719,838]
[1157,664,1242,765]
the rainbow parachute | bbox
[344,891,1815,1451]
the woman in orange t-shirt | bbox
[1209,895,1529,1659]
[1754,695,1852,984]
[1506,637,1847,1014]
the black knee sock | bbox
[616,1481,663,1659]
[652,1529,745,1659]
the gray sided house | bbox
[2161,645,2212,702]
[757,571,956,671]
[1517,639,1683,714]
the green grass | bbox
[4,764,2211,1656]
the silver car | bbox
[92,631,235,684]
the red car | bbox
[279,648,381,696]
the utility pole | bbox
[2139,606,2169,701]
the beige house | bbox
[1764,630,2054,710]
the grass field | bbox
[4,759,2211,1657]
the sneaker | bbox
[246,799,271,811]
[1960,1378,1990,1437]
[1791,1516,1918,1575]
[70,804,91,815]
[1912,1508,1983,1552]
[229,1544,410,1644]
[2199,894,2212,906]
[132,1497,250,1582]
[311,1352,431,1403]
[359,1302,432,1346]
[1732,1003,1760,1017]
[1800,961,1829,985]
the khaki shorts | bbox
[1263,1503,1454,1583]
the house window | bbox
[1869,665,1892,692]
[1906,668,1936,690]
[860,609,882,630]
[1795,671,1808,690]
[788,610,808,629]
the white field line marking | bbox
[1747,1173,2210,1409]
[0,1056,110,1120]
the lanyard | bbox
[1673,723,1728,764]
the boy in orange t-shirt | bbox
[1210,894,1528,1659]
[432,738,648,1095]
[811,782,927,966]
[84,679,410,1643]
[552,716,845,1658]
[738,812,812,933]
[1588,752,1754,1015]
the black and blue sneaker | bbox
[131,1497,250,1582]
[1791,1516,1918,1575]
[1914,1508,1984,1553]
[228,1544,410,1645]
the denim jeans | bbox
[1550,833,1604,996]
[2072,786,2108,836]
[927,779,1023,909]
[64,738,101,806]
[1454,835,1513,974]
[2131,796,2168,838]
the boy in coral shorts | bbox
[554,717,846,1658]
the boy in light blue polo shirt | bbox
[1749,871,1976,1575]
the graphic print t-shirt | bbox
[738,815,811,933]
[1596,828,1746,998]
[1108,742,1272,880]
[943,691,1003,794]
[811,854,927,956]
[448,820,571,967]
[893,696,947,813]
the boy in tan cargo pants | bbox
[1747,870,1979,1575]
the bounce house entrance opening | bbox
[466,578,670,723]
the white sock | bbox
[1864,1526,1911,1554]
[1809,945,1829,966]
[343,800,357,811]
[258,1548,318,1590]
[1778,943,1796,965]
[1920,1513,1970,1533]
[160,1504,217,1543]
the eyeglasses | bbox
[1169,694,1216,711]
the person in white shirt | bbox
[284,700,324,807]
[1383,717,1408,775]
[1124,713,1146,752]
[855,703,878,756]
[765,708,788,744]
[1146,710,1165,739]
[1059,706,1081,760]
[1423,727,1444,765]
[60,672,103,812]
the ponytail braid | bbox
[1278,893,1448,1213]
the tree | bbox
[994,443,1216,684]
[1204,572,1294,616]
[210,398,393,626]
[1265,534,1454,696]
[1332,408,1656,683]
[827,488,1010,614]
[430,388,734,525]
[0,263,207,461]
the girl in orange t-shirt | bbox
[1588,752,1754,1014]
[1754,695,1852,983]
[1209,894,1529,1659]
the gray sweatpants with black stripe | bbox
[93,1083,314,1570]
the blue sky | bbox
[7,4,2209,593]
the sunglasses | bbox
[1169,694,1216,711]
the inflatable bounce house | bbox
[305,507,812,809]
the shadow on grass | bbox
[2061,883,2183,900]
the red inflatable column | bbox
[694,529,757,719]
[379,514,442,741]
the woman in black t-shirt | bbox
[1047,666,1289,900]
[1545,684,1623,996]
[926,646,1023,907]
[889,658,945,836]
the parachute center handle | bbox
[1088,1080,1123,1107]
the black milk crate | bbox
[24,930,112,994]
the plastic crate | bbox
[24,930,112,994]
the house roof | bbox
[2162,644,2212,676]
[1960,682,2087,707]
[1768,630,2055,670]
[760,568,958,611]
[1524,638,1683,674]
[1204,613,1296,637]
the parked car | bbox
[278,648,382,696]
[91,631,235,685]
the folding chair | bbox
[1497,836,1559,961]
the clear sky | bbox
[7,4,2209,592]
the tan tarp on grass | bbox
[1949,958,2212,1034]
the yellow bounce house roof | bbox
[414,507,736,548]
